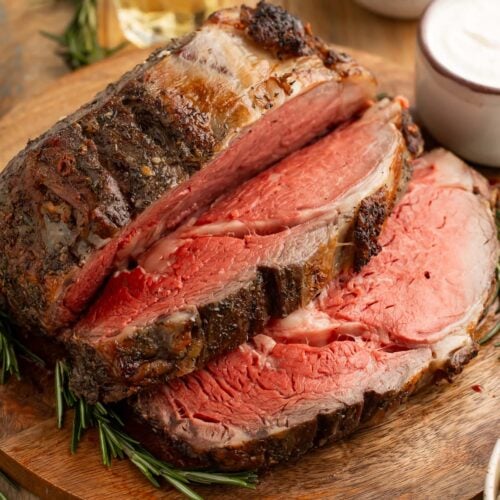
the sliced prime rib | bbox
[129,149,498,471]
[67,98,421,403]
[0,2,377,335]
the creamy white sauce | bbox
[425,0,500,89]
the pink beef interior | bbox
[156,335,432,447]
[75,100,404,341]
[63,81,369,318]
[190,104,398,233]
[273,149,497,347]
[135,149,497,448]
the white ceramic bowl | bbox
[355,0,432,19]
[485,440,500,500]
[416,1,500,167]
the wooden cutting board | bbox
[0,47,498,500]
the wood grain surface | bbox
[0,47,498,500]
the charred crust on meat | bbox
[120,82,216,176]
[68,274,272,402]
[0,32,217,334]
[239,1,349,68]
[353,190,388,272]
[401,108,424,157]
[240,1,313,59]
[433,343,479,383]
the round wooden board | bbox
[0,47,498,500]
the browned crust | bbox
[239,1,314,59]
[0,36,201,335]
[352,106,423,271]
[237,1,355,71]
[126,340,479,471]
[401,108,424,157]
[352,189,388,271]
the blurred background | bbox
[0,0,423,118]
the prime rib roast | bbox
[129,150,498,471]
[0,0,496,480]
[68,98,421,403]
[0,2,377,336]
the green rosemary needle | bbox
[42,0,126,70]
[54,361,258,499]
[478,321,500,345]
[0,312,44,385]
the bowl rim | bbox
[484,439,500,500]
[418,0,500,95]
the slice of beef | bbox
[0,2,376,336]
[67,98,420,403]
[273,149,498,347]
[129,149,498,471]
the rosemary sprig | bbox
[0,315,19,385]
[42,0,126,70]
[55,361,257,499]
[478,320,500,345]
[0,312,44,385]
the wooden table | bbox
[0,2,420,498]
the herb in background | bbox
[42,0,126,70]
[55,361,258,500]
[0,312,43,384]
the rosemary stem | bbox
[53,361,257,499]
[42,0,126,70]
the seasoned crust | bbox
[68,273,272,403]
[239,1,351,68]
[353,189,388,272]
[352,107,423,271]
[401,108,425,157]
[240,1,314,59]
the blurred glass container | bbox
[114,0,235,47]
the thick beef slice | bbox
[67,99,421,402]
[0,2,376,335]
[274,149,498,347]
[129,150,497,471]
[131,335,434,470]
